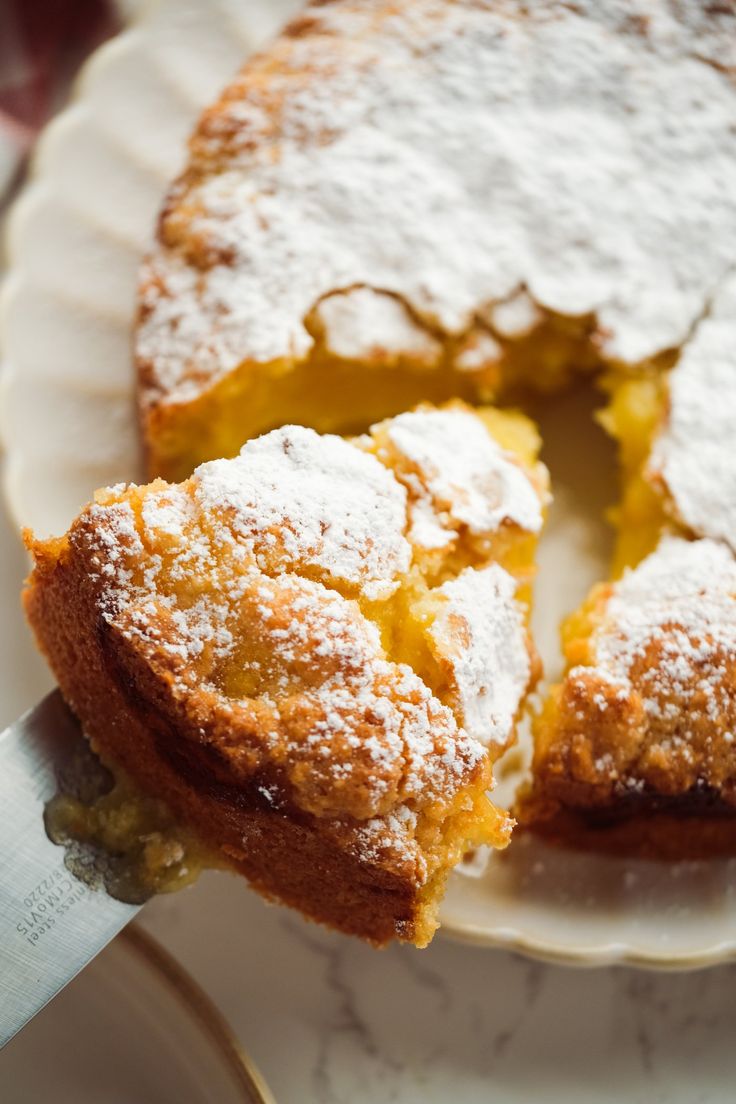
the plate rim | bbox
[0,21,152,531]
[121,923,277,1103]
[2,0,735,971]
[438,914,736,972]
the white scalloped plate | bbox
[3,0,736,969]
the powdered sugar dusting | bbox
[373,407,543,550]
[349,806,428,883]
[315,287,441,367]
[649,274,736,552]
[137,0,736,408]
[598,538,736,705]
[194,425,411,600]
[427,564,531,752]
[569,537,736,779]
[484,290,544,341]
[454,331,503,374]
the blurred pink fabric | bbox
[0,0,121,202]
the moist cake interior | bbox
[145,285,677,575]
[143,294,598,483]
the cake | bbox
[520,538,736,858]
[24,403,547,944]
[136,0,736,528]
[132,0,736,856]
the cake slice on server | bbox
[24,403,548,945]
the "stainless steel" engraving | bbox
[0,692,139,1049]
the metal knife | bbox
[0,691,139,1049]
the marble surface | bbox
[140,872,736,1104]
[1,505,735,1102]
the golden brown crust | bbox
[23,537,449,944]
[520,537,736,855]
[516,805,736,863]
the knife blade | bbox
[0,691,139,1049]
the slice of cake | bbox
[25,403,547,945]
[519,537,736,858]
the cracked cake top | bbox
[136,0,736,545]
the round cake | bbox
[136,0,736,560]
[23,0,736,950]
[132,0,736,856]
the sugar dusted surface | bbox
[483,290,544,342]
[194,425,411,601]
[314,287,441,366]
[371,407,543,551]
[566,537,736,789]
[650,275,736,552]
[595,538,736,712]
[138,0,736,404]
[428,564,531,751]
